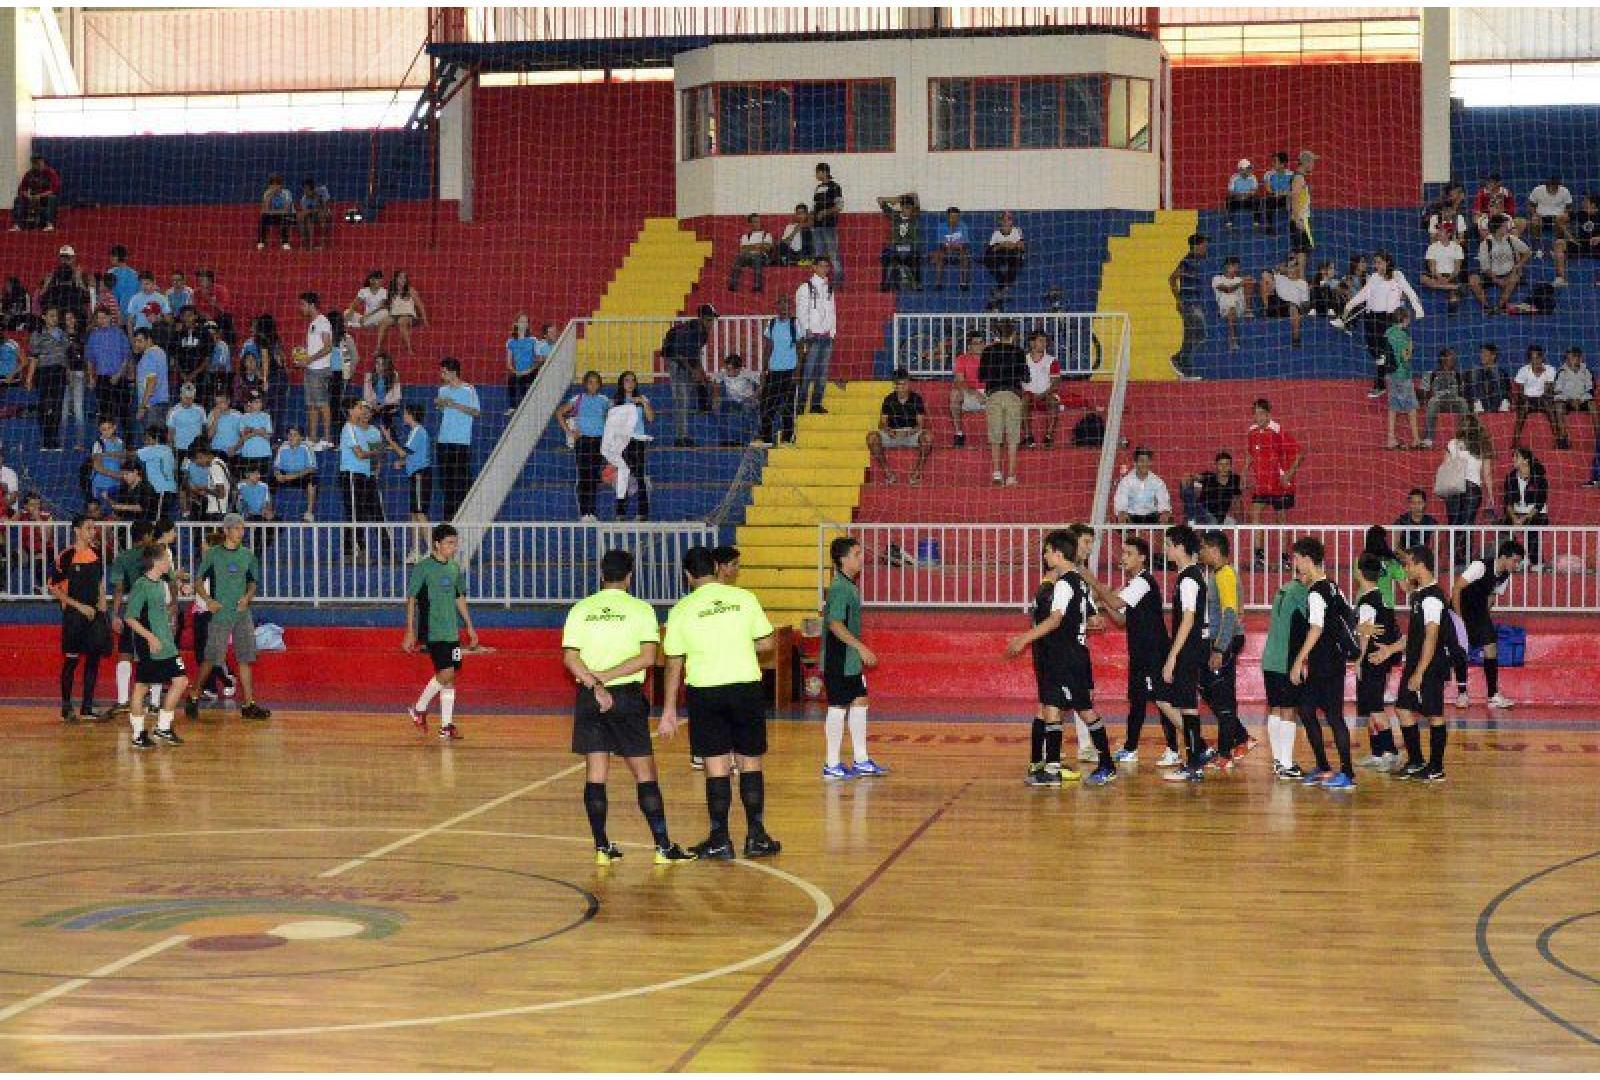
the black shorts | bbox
[1263,670,1302,710]
[1252,493,1296,511]
[572,683,653,758]
[1356,661,1396,716]
[408,469,434,517]
[427,641,463,673]
[685,680,767,759]
[1035,653,1093,712]
[1465,614,1497,649]
[1299,671,1345,720]
[1290,222,1314,253]
[1156,647,1204,710]
[136,655,186,685]
[62,611,101,656]
[824,669,867,708]
[1396,664,1446,718]
[1127,659,1160,700]
[118,622,138,657]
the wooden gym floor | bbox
[1,707,1599,1071]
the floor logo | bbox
[28,897,408,952]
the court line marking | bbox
[0,785,108,819]
[317,762,587,878]
[0,827,833,1042]
[668,780,972,1072]
[0,935,190,1023]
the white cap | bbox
[1237,159,1252,171]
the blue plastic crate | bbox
[1468,624,1525,668]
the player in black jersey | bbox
[1288,537,1356,789]
[1084,536,1178,765]
[1370,544,1453,781]
[1451,539,1524,710]
[48,515,108,723]
[1155,525,1210,782]
[1353,552,1404,771]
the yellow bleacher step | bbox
[582,216,711,379]
[751,484,861,508]
[784,430,879,450]
[734,548,820,571]
[748,587,824,613]
[770,447,870,468]
[745,504,855,527]
[1094,209,1197,383]
[761,467,865,487]
[739,567,824,590]
[734,526,842,549]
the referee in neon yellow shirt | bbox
[1200,529,1252,762]
[660,546,779,861]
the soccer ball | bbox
[804,674,824,700]
[601,464,618,486]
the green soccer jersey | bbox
[562,588,660,687]
[408,556,465,644]
[1260,579,1309,675]
[112,545,144,595]
[822,573,862,678]
[125,575,178,660]
[197,543,259,625]
[1376,557,1406,609]
[663,582,774,688]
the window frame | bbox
[927,74,1154,153]
[680,77,897,160]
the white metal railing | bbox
[821,522,1600,615]
[572,315,775,380]
[0,521,717,607]
[891,311,1124,379]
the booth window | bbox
[930,74,1152,151]
[682,79,895,159]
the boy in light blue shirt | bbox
[272,427,318,523]
[434,357,480,521]
[237,392,273,471]
[166,382,207,459]
[236,465,273,520]
[124,271,171,332]
[208,389,244,459]
[136,426,178,496]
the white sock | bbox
[157,709,174,732]
[824,707,846,768]
[847,705,869,763]
[439,688,456,728]
[129,710,145,735]
[1269,716,1289,766]
[148,685,161,707]
[1074,715,1092,756]
[414,677,442,713]
[116,661,131,705]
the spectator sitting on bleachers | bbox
[92,274,121,325]
[728,213,773,293]
[982,211,1026,307]
[867,368,932,487]
[1569,194,1600,260]
[712,353,760,447]
[930,207,971,290]
[1260,151,1294,234]
[947,330,987,449]
[1309,261,1344,317]
[363,352,403,431]
[237,465,273,522]
[1223,159,1258,231]
[11,153,60,232]
[1258,253,1310,347]
[110,464,158,521]
[41,247,92,326]
[234,349,265,406]
[1555,346,1593,416]
[876,193,921,293]
[776,204,815,266]
[169,307,207,390]
[1469,214,1531,315]
[1113,448,1172,525]
[1527,176,1573,250]
[257,174,295,250]
[124,272,171,336]
[1511,344,1569,450]
[206,387,244,463]
[2,276,33,331]
[1421,228,1466,312]
[298,177,333,249]
[343,270,389,334]
[1212,256,1254,351]
[1503,447,1550,569]
[1020,330,1061,448]
[166,271,193,314]
[272,427,318,523]
[1467,343,1510,414]
[1472,173,1522,237]
[1425,182,1469,242]
[1394,488,1438,551]
[14,492,53,577]
[1420,347,1469,448]
[1181,452,1242,526]
[237,391,274,479]
[376,270,426,358]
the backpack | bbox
[1532,282,1558,314]
[1322,581,1363,663]
[1071,411,1105,447]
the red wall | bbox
[1171,63,1422,209]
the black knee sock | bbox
[1301,711,1329,771]
[1089,723,1112,769]
[1230,715,1251,749]
[59,657,78,708]
[1401,723,1423,764]
[1043,723,1063,767]
[1030,717,1046,765]
[738,771,765,835]
[583,782,609,848]
[1484,658,1500,697]
[1159,715,1179,753]
[1372,725,1395,756]
[1327,713,1353,774]
[636,780,670,848]
[1182,715,1202,767]
[1453,657,1469,693]
[1215,714,1235,757]
[706,775,733,843]
[1123,697,1145,751]
[81,656,100,710]
[1429,723,1449,769]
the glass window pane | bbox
[974,79,1015,149]
[795,82,847,152]
[1107,76,1128,148]
[1128,79,1150,151]
[718,84,752,155]
[1019,78,1061,148]
[851,80,892,151]
[759,86,793,152]
[1062,75,1102,147]
[930,78,971,150]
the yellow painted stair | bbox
[1095,210,1198,381]
[736,380,886,627]
[580,218,713,379]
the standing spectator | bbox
[558,370,609,523]
[1168,233,1208,377]
[234,349,266,405]
[1466,342,1510,413]
[297,177,333,249]
[342,270,389,334]
[88,419,126,514]
[41,247,92,326]
[1502,447,1550,570]
[1568,194,1600,259]
[1181,452,1242,525]
[1384,307,1421,450]
[1441,412,1493,562]
[189,443,233,522]
[85,308,133,440]
[1113,448,1172,524]
[271,427,318,522]
[30,307,71,451]
[11,152,61,231]
[947,330,987,448]
[388,404,432,559]
[434,356,479,521]
[236,466,273,522]
[169,307,207,390]
[505,314,539,414]
[795,261,837,415]
[711,354,760,447]
[930,207,972,290]
[205,387,243,463]
[866,369,932,487]
[135,425,178,520]
[375,270,426,357]
[977,319,1027,488]
[2,274,35,331]
[1469,214,1532,314]
[1527,177,1573,250]
[91,273,122,325]
[1419,347,1469,448]
[192,269,233,342]
[61,310,89,451]
[1222,159,1258,231]
[363,352,403,431]
[1335,250,1425,398]
[1211,255,1254,351]
[166,382,207,465]
[982,210,1026,304]
[1472,174,1521,237]
[1259,252,1310,348]
[1394,488,1438,552]
[338,401,390,561]
[662,303,716,445]
[1245,398,1304,568]
[0,447,16,519]
[236,391,274,479]
[123,271,171,335]
[328,311,358,410]
[1259,151,1294,234]
[257,174,295,250]
[776,204,816,266]
[166,271,193,314]
[1421,228,1466,312]
[1288,150,1318,256]
[0,330,25,413]
[755,296,801,449]
[1511,345,1569,449]
[1019,330,1061,447]
[876,194,921,292]
[1555,345,1594,416]
[200,320,231,406]
[296,292,334,452]
[728,213,774,293]
[613,371,654,520]
[105,246,140,316]
[811,162,843,283]
[240,314,287,421]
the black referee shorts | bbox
[686,681,767,759]
[572,683,653,758]
[61,611,100,656]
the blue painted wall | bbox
[1451,105,1600,195]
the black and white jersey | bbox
[1118,570,1169,666]
[1032,572,1092,669]
[1456,558,1509,625]
[1304,578,1346,677]
[1170,564,1210,649]
[1356,587,1401,666]
[1405,582,1450,673]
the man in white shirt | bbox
[712,353,761,446]
[1113,448,1172,524]
[982,211,1025,302]
[296,291,335,451]
[1211,256,1254,350]
[795,259,837,414]
[1511,344,1570,449]
[1020,331,1061,447]
[1527,177,1573,245]
[1555,345,1593,415]
[343,270,389,330]
[1421,229,1465,311]
[1468,215,1533,313]
[728,213,773,294]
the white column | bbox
[0,9,34,199]
[1421,6,1452,186]
[439,73,473,222]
